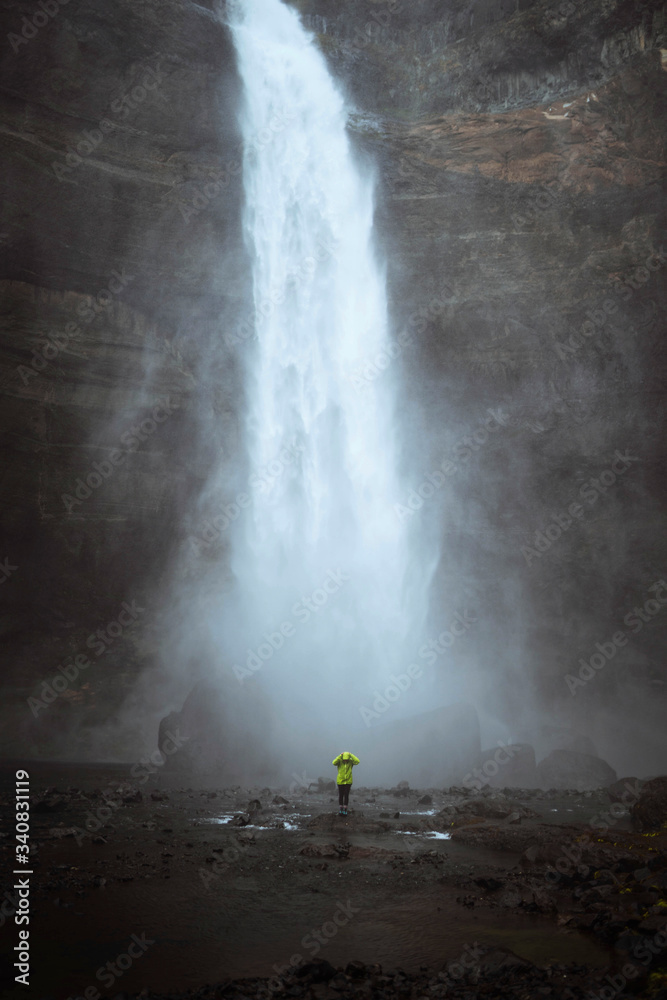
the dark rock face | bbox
[536,748,617,789]
[295,0,664,116]
[1,0,665,769]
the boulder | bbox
[472,744,538,788]
[536,749,617,790]
[517,725,598,761]
[353,703,480,787]
[156,680,277,781]
[607,777,644,804]
[630,776,667,832]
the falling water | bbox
[224,0,430,752]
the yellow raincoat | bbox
[332,751,360,785]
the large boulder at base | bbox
[607,777,645,804]
[536,749,617,790]
[516,725,598,761]
[157,679,277,783]
[472,744,538,788]
[353,703,480,787]
[630,776,667,832]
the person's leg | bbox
[338,784,344,814]
[343,784,350,813]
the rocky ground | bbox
[1,766,666,999]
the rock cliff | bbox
[0,0,665,769]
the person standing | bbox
[332,751,360,816]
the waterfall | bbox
[224,0,428,750]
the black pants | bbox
[338,783,351,806]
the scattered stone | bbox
[418,794,432,805]
[293,959,336,982]
[229,813,251,827]
[299,843,341,858]
[345,960,367,979]
[247,799,262,813]
[236,830,255,844]
[272,795,289,805]
[122,789,143,804]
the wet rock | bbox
[507,811,522,824]
[34,795,70,812]
[607,777,644,803]
[536,750,617,791]
[474,744,538,789]
[122,789,142,804]
[293,959,336,982]
[150,791,169,801]
[273,795,289,804]
[418,794,432,805]
[474,876,504,891]
[631,776,667,832]
[247,799,262,813]
[229,813,251,827]
[235,830,255,844]
[299,843,341,858]
[450,814,486,828]
[345,960,367,978]
[517,725,598,761]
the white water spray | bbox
[224,0,431,752]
